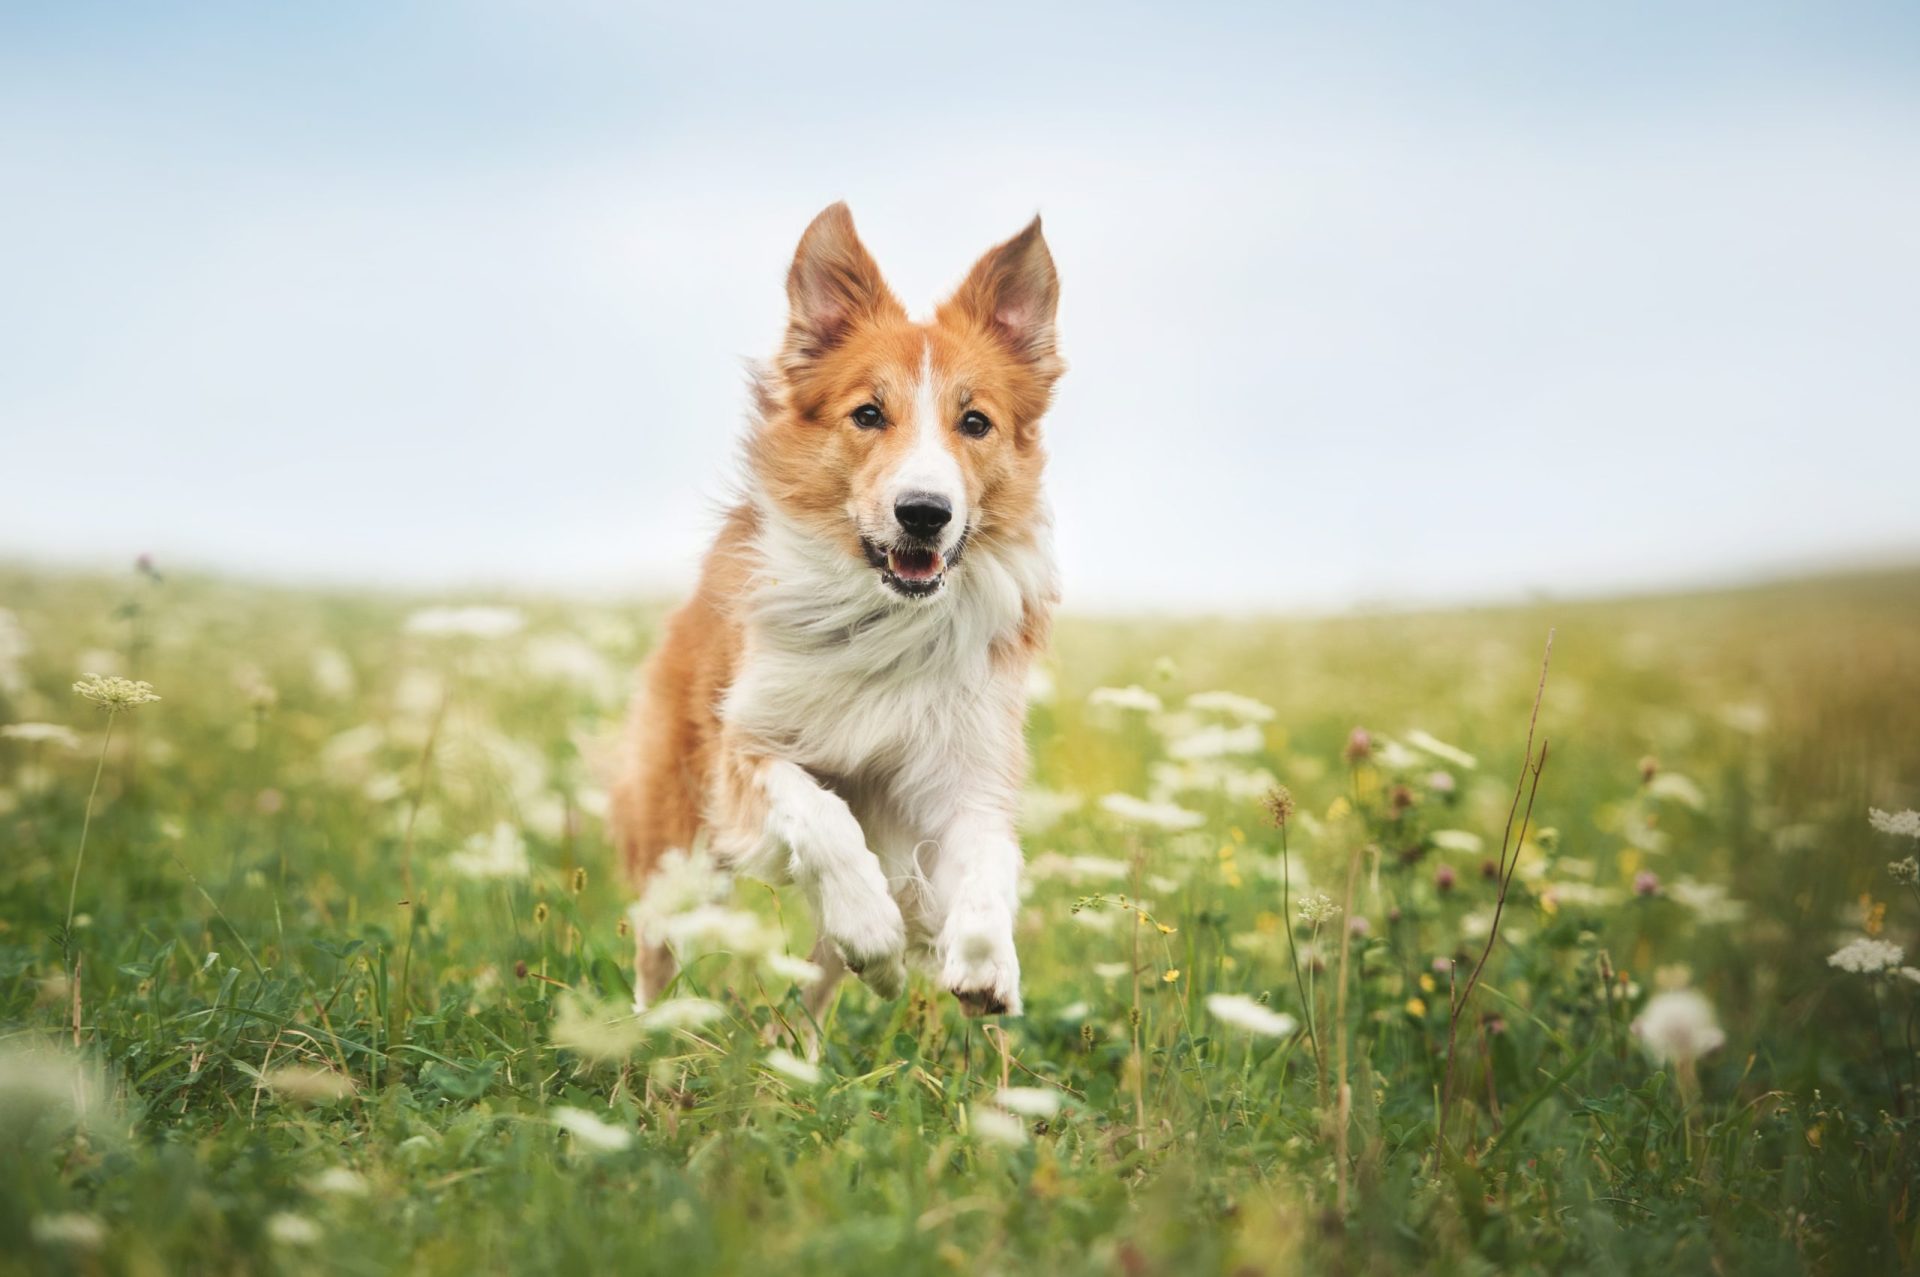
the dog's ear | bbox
[943,216,1061,380]
[784,202,902,361]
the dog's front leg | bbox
[721,756,907,999]
[933,816,1024,1017]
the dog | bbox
[608,202,1063,1021]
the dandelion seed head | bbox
[1632,990,1725,1066]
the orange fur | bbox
[609,203,1063,1015]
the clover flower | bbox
[71,674,160,711]
[1828,937,1904,974]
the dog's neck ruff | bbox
[742,498,1054,667]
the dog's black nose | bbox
[894,493,952,538]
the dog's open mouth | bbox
[862,535,965,598]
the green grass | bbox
[3,564,1919,1274]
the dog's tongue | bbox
[889,547,942,582]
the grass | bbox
[3,563,1919,1274]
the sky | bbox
[2,1,1917,612]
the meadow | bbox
[3,562,1919,1275]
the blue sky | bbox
[3,2,1917,609]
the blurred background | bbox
[2,1,1916,612]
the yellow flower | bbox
[72,674,161,711]
[1326,796,1352,821]
[1156,922,1177,935]
[1418,973,1437,994]
[1405,997,1427,1017]
[1162,969,1181,983]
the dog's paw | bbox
[818,869,908,1000]
[940,902,1022,1017]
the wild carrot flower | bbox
[1099,793,1204,831]
[72,674,160,710]
[1632,990,1725,1065]
[1186,690,1276,723]
[968,1104,1029,1147]
[445,823,530,880]
[1890,856,1919,886]
[1828,937,1904,974]
[1298,892,1341,925]
[996,1086,1063,1118]
[1870,808,1920,840]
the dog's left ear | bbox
[944,216,1062,381]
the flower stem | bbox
[65,711,117,958]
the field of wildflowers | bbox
[3,563,1919,1274]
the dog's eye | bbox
[959,410,993,439]
[851,403,885,430]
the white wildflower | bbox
[636,997,726,1034]
[266,1213,323,1246]
[1185,690,1275,723]
[1404,729,1477,770]
[1298,893,1341,925]
[1092,962,1131,980]
[1019,787,1083,833]
[1056,1000,1091,1020]
[1430,830,1484,854]
[307,1166,370,1197]
[310,647,356,698]
[1027,853,1132,883]
[550,1107,633,1153]
[1646,772,1707,811]
[655,904,777,958]
[403,605,525,639]
[1205,993,1298,1038]
[968,1104,1029,1146]
[1890,857,1920,885]
[1667,878,1748,925]
[1870,808,1920,840]
[1,723,81,749]
[260,1064,355,1104]
[628,848,730,943]
[995,1087,1062,1118]
[1099,793,1204,831]
[1164,723,1264,761]
[525,634,620,698]
[763,1049,822,1086]
[31,1212,105,1250]
[72,674,161,711]
[445,823,529,880]
[1632,990,1725,1066]
[1898,967,1920,987]
[550,992,648,1062]
[1087,685,1162,715]
[1828,937,1904,974]
[765,952,826,987]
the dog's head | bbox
[749,203,1062,601]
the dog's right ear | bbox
[784,202,903,362]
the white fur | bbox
[885,342,967,549]
[717,494,1056,1010]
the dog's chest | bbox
[726,611,999,778]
